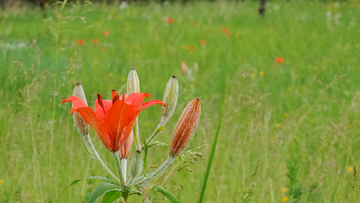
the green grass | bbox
[1,1,360,202]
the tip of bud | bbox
[131,68,136,70]
[195,97,200,101]
[172,75,177,79]
[76,82,82,85]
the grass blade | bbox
[198,93,227,203]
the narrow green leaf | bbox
[101,191,120,203]
[64,176,111,191]
[89,182,127,203]
[148,140,168,149]
[83,140,95,159]
[155,186,179,203]
[198,92,227,203]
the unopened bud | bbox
[129,151,143,180]
[72,83,90,136]
[127,68,140,94]
[118,132,133,159]
[161,76,179,123]
[169,98,201,157]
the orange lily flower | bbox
[77,40,84,46]
[276,56,284,63]
[225,32,232,37]
[168,18,174,24]
[62,91,165,152]
[103,31,110,37]
[118,93,133,159]
[188,46,194,51]
[190,22,196,26]
[222,27,228,32]
[200,40,206,45]
[93,39,100,44]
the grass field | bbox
[1,1,360,202]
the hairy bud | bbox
[72,83,90,136]
[129,151,143,180]
[169,98,201,157]
[118,132,133,159]
[127,68,140,94]
[161,76,179,123]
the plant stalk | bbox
[135,156,175,185]
[83,134,119,183]
[121,159,127,183]
[113,152,125,186]
[133,119,141,150]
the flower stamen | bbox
[97,93,106,113]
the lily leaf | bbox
[64,176,111,191]
[154,186,179,203]
[101,190,120,203]
[89,182,127,203]
[148,140,168,149]
[83,140,95,159]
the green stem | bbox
[133,119,141,149]
[145,124,164,146]
[135,156,175,185]
[113,152,125,186]
[140,117,167,151]
[121,159,127,183]
[83,135,119,183]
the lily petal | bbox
[62,96,112,151]
[140,100,166,111]
[125,93,151,110]
[103,100,136,151]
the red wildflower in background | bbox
[103,31,110,37]
[190,22,196,26]
[200,40,206,45]
[188,46,194,51]
[168,18,174,24]
[62,92,165,152]
[181,62,187,75]
[77,40,84,46]
[276,56,284,63]
[222,27,228,32]
[93,39,100,44]
[225,32,232,37]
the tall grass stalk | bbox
[274,75,346,167]
[198,93,226,203]
[215,125,237,203]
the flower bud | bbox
[118,132,133,159]
[72,83,90,136]
[169,98,201,157]
[161,76,179,123]
[129,151,143,180]
[127,68,140,94]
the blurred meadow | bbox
[1,0,360,202]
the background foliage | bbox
[1,0,360,202]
